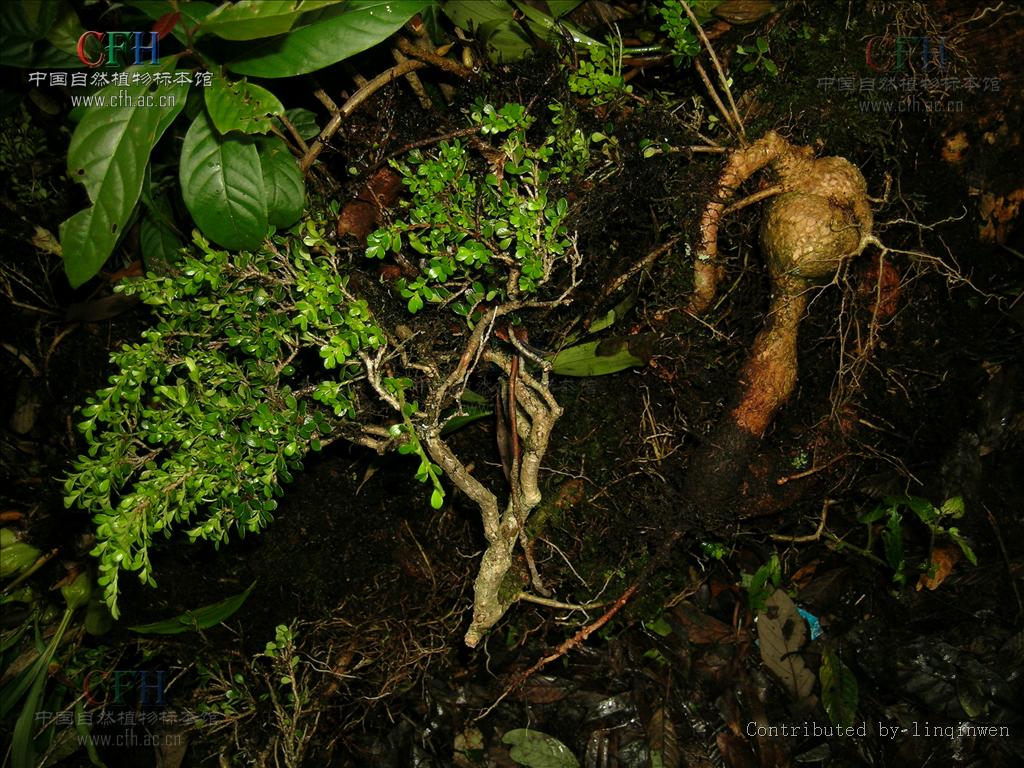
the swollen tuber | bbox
[683,131,875,528]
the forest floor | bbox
[2,2,1023,767]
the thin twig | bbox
[474,529,685,721]
[722,184,785,217]
[771,499,834,543]
[599,235,683,303]
[681,0,746,142]
[396,38,474,78]
[301,59,428,173]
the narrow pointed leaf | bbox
[228,0,429,78]
[128,581,256,634]
[821,648,859,727]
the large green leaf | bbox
[59,69,188,287]
[544,0,584,17]
[548,335,651,377]
[0,0,80,68]
[442,0,532,62]
[128,581,256,634]
[228,0,429,78]
[45,0,86,57]
[139,192,182,272]
[205,76,285,134]
[202,0,344,41]
[126,1,217,43]
[258,137,305,228]
[512,0,605,51]
[180,111,269,250]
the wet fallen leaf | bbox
[521,677,568,705]
[672,602,740,645]
[916,542,962,591]
[716,731,757,768]
[336,167,403,243]
[859,256,901,320]
[9,380,41,435]
[756,589,815,701]
[503,728,579,768]
[646,706,681,768]
[65,293,141,322]
[454,726,485,768]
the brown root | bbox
[682,130,875,529]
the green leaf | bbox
[45,1,86,57]
[229,0,429,78]
[0,0,59,67]
[59,67,188,287]
[544,0,584,17]
[503,728,579,768]
[205,76,285,134]
[258,137,306,228]
[128,581,256,634]
[548,336,649,377]
[284,107,320,140]
[513,0,606,52]
[126,1,217,44]
[139,192,182,272]
[179,111,269,250]
[440,407,493,435]
[946,528,978,566]
[940,495,965,519]
[202,0,344,40]
[821,648,859,727]
[442,0,532,62]
[882,510,905,582]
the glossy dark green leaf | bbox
[202,0,343,40]
[548,336,647,377]
[229,0,429,78]
[258,136,305,228]
[126,1,217,43]
[544,0,583,17]
[179,110,268,250]
[821,648,859,727]
[128,581,256,634]
[139,192,182,272]
[513,0,605,50]
[283,107,320,140]
[60,67,188,286]
[442,0,532,62]
[440,407,493,435]
[205,76,285,134]
[45,0,86,57]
